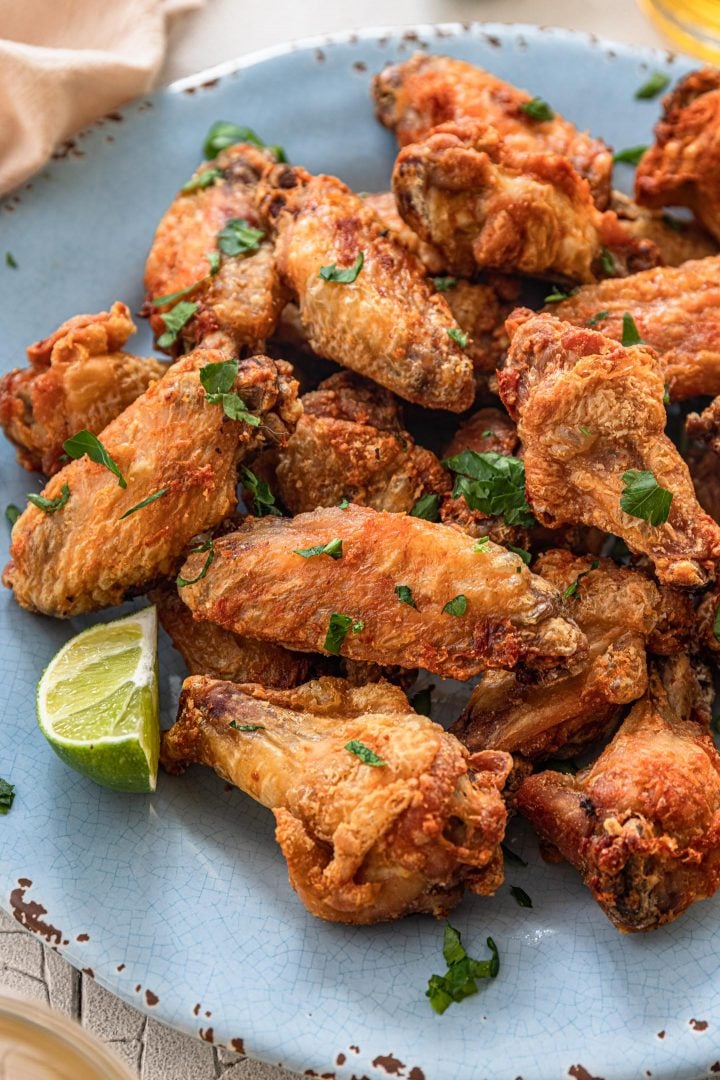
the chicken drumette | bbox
[517,656,720,932]
[0,303,165,476]
[161,675,512,923]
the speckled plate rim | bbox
[1,20,710,1080]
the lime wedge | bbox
[36,607,159,793]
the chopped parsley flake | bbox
[501,843,528,868]
[157,300,199,348]
[323,613,364,654]
[345,740,387,767]
[621,312,644,346]
[520,97,554,121]
[443,594,467,617]
[119,488,169,520]
[217,218,264,257]
[432,276,457,292]
[599,247,617,277]
[409,493,441,522]
[563,559,600,598]
[199,358,260,426]
[587,310,610,327]
[229,722,265,732]
[442,450,535,528]
[635,71,670,99]
[319,252,364,283]
[177,538,215,588]
[203,121,265,158]
[510,886,533,908]
[5,504,20,527]
[63,430,126,488]
[394,584,417,608]
[5,252,17,269]
[0,778,15,815]
[507,544,531,565]
[242,467,281,517]
[181,166,224,193]
[28,484,70,515]
[426,923,499,1015]
[620,470,672,526]
[544,287,574,303]
[294,538,343,560]
[612,145,648,165]
[447,327,468,347]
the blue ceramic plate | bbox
[0,23,711,1080]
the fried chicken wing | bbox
[4,352,300,617]
[687,445,720,523]
[0,303,165,475]
[275,372,449,514]
[177,504,586,681]
[373,53,613,208]
[687,394,720,454]
[516,656,720,931]
[635,68,720,243]
[144,144,287,353]
[161,675,512,923]
[258,163,475,412]
[362,191,446,273]
[454,551,691,762]
[500,310,720,586]
[611,190,717,267]
[547,257,720,400]
[392,121,659,283]
[440,277,519,376]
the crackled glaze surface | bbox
[1,23,714,1080]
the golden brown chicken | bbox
[161,675,512,923]
[362,191,446,273]
[454,551,692,762]
[687,395,720,454]
[547,256,720,400]
[444,407,519,459]
[687,445,720,523]
[177,503,586,681]
[516,656,720,932]
[500,310,720,587]
[4,352,300,617]
[373,52,613,208]
[0,303,165,476]
[635,68,720,244]
[392,121,659,283]
[275,372,449,514]
[144,143,287,354]
[257,162,475,412]
[610,190,718,267]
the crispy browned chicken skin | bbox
[517,656,720,932]
[145,144,287,353]
[548,257,720,400]
[610,191,718,267]
[0,303,165,476]
[161,675,512,923]
[362,191,446,273]
[178,504,586,681]
[392,121,659,282]
[454,551,691,762]
[373,52,613,208]
[4,352,300,617]
[687,395,720,455]
[635,68,720,244]
[687,446,720,524]
[275,372,449,514]
[500,310,720,587]
[258,163,475,412]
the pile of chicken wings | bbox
[4,54,720,934]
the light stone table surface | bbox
[0,2,669,1077]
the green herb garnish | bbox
[63,430,126,488]
[563,559,600,598]
[713,605,720,642]
[442,450,535,528]
[294,538,343,560]
[508,544,531,566]
[663,384,671,405]
[447,327,468,348]
[0,778,15,815]
[520,97,554,121]
[443,594,467,617]
[177,538,215,588]
[203,121,265,158]
[620,470,672,526]
[241,467,281,517]
[27,484,70,515]
[119,488,169,520]
[199,358,260,426]
[621,312,644,346]
[157,300,199,348]
[635,71,670,99]
[229,722,265,732]
[599,247,617,276]
[338,497,350,510]
[510,886,533,908]
[319,252,364,283]
[410,493,441,522]
[5,252,17,269]
[578,425,592,437]
[206,250,221,275]
[432,276,457,292]
[612,145,648,165]
[217,218,265,257]
[345,740,387,767]
[395,584,417,608]
[501,843,528,868]
[426,923,499,1015]
[410,685,433,717]
[5,504,20,527]
[544,287,574,303]
[181,167,224,194]
[473,535,490,551]
[587,310,610,327]
[323,613,363,654]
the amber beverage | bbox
[640,0,720,63]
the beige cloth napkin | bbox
[0,0,204,196]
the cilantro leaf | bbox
[319,252,364,283]
[241,467,281,517]
[0,778,15,815]
[394,584,417,608]
[587,310,610,327]
[442,450,535,527]
[177,538,215,588]
[345,740,387,767]
[510,886,533,908]
[432,276,457,292]
[520,97,554,121]
[203,121,265,158]
[119,488,169,520]
[409,493,441,522]
[410,685,433,716]
[621,312,644,346]
[157,300,199,348]
[426,923,499,1015]
[323,613,363,654]
[612,145,648,165]
[501,843,528,868]
[447,327,468,348]
[5,504,20,527]
[563,559,600,598]
[620,470,672,525]
[199,359,260,426]
[63,430,126,488]
[27,483,70,515]
[229,722,265,732]
[443,594,467,617]
[217,218,265,257]
[181,166,224,194]
[635,71,670,99]
[294,538,343,560]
